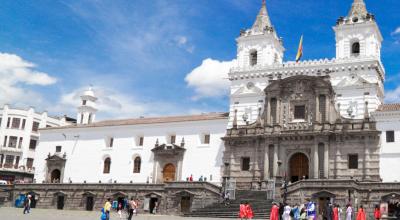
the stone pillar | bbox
[153,160,159,183]
[273,144,278,177]
[326,95,330,122]
[265,98,270,125]
[315,94,320,122]
[177,159,183,181]
[324,143,329,179]
[313,142,319,179]
[263,144,269,180]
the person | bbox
[199,175,203,181]
[326,203,334,220]
[134,199,139,216]
[346,204,353,220]
[300,208,307,220]
[338,205,343,220]
[117,202,123,219]
[282,203,291,220]
[224,191,230,206]
[23,194,31,214]
[356,205,366,220]
[239,201,247,220]
[189,174,193,182]
[127,197,135,220]
[306,199,316,220]
[279,203,285,220]
[245,202,254,219]
[104,198,112,220]
[333,204,339,220]
[293,204,301,220]
[270,202,280,220]
[374,205,381,220]
[100,208,107,220]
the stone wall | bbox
[0,182,221,215]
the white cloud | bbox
[174,35,195,53]
[0,52,57,107]
[385,86,400,103]
[392,27,400,35]
[185,58,234,100]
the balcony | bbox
[0,145,23,154]
[0,163,35,174]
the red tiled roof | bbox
[377,104,400,112]
[41,112,229,130]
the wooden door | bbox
[181,196,191,213]
[289,153,309,182]
[163,163,176,182]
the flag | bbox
[295,35,303,62]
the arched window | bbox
[250,50,258,66]
[133,157,141,173]
[103,157,111,174]
[351,42,360,56]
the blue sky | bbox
[0,0,399,119]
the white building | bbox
[0,105,72,183]
[372,104,400,182]
[33,0,400,187]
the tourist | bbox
[239,201,247,220]
[189,174,193,182]
[117,202,123,219]
[104,198,112,220]
[279,202,284,220]
[374,205,381,220]
[199,175,203,181]
[245,202,254,219]
[300,208,307,220]
[338,205,343,220]
[282,203,291,220]
[100,208,107,220]
[134,199,139,216]
[127,197,135,220]
[23,194,31,214]
[224,191,230,206]
[356,205,366,220]
[306,199,316,220]
[292,204,301,220]
[326,202,334,220]
[346,204,353,220]
[333,204,339,220]
[270,202,280,220]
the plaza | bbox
[0,207,232,220]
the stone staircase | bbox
[184,190,273,219]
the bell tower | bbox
[236,0,284,68]
[334,0,382,60]
[77,87,98,125]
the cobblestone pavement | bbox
[0,207,227,220]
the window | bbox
[170,135,176,144]
[3,136,7,147]
[11,118,20,129]
[32,121,40,132]
[250,50,258,66]
[82,100,87,106]
[386,131,395,143]
[26,158,34,169]
[88,114,92,123]
[319,95,326,122]
[8,136,18,148]
[56,146,62,153]
[348,154,358,169]
[6,117,11,128]
[203,134,210,144]
[29,139,37,150]
[270,98,277,124]
[294,105,306,119]
[18,137,23,148]
[138,136,144,146]
[351,42,360,56]
[21,119,26,129]
[5,155,14,167]
[15,156,20,168]
[103,158,111,174]
[108,137,114,148]
[241,157,250,171]
[133,157,141,173]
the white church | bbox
[33,0,400,187]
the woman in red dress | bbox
[374,205,381,220]
[333,204,339,220]
[239,201,247,220]
[245,202,254,219]
[356,205,366,220]
[270,202,280,220]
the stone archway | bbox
[289,153,309,183]
[163,163,176,182]
[51,169,61,183]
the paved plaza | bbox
[0,207,232,220]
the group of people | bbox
[239,201,254,219]
[101,197,139,220]
[268,200,381,220]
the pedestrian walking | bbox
[346,204,353,220]
[306,199,316,220]
[282,203,291,220]
[374,205,381,220]
[279,203,284,220]
[333,204,339,220]
[293,204,301,220]
[270,202,280,220]
[245,202,254,219]
[300,208,307,220]
[104,198,112,220]
[117,202,123,219]
[356,206,366,220]
[338,205,343,220]
[127,197,135,220]
[100,208,107,220]
[23,194,31,214]
[224,191,230,206]
[134,199,139,216]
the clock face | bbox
[246,82,255,89]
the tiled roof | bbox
[377,104,400,112]
[42,112,229,130]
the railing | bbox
[0,145,23,154]
[0,164,35,174]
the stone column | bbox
[315,94,320,122]
[324,143,329,179]
[313,142,319,179]
[177,158,183,181]
[273,144,278,177]
[263,144,269,180]
[326,95,330,122]
[153,159,159,184]
[265,98,270,125]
